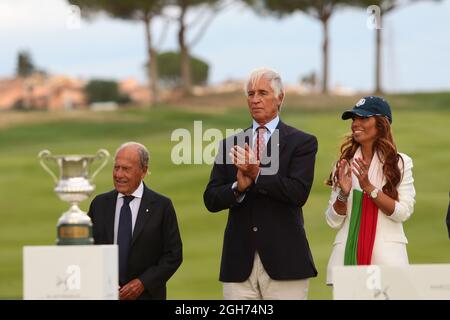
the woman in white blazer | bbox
[325,96,416,285]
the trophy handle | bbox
[38,149,59,183]
[91,149,110,180]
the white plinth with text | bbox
[23,245,118,300]
[333,264,450,300]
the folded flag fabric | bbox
[344,189,378,265]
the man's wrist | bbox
[232,181,245,195]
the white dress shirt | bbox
[251,115,279,149]
[114,181,144,244]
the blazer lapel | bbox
[131,184,155,246]
[105,190,118,244]
[275,120,288,155]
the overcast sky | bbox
[0,0,449,92]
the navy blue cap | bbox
[342,96,392,124]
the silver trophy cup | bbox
[38,149,110,245]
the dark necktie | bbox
[117,195,134,286]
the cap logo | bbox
[355,98,366,107]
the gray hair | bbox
[244,67,285,100]
[115,141,149,169]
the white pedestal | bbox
[333,264,450,300]
[23,245,118,300]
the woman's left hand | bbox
[352,157,374,192]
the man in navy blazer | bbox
[203,68,317,299]
[88,142,182,300]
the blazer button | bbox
[252,227,258,232]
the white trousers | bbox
[223,252,309,300]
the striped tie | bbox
[256,126,267,161]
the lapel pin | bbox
[146,209,150,213]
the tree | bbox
[243,0,354,94]
[68,0,166,105]
[157,51,209,88]
[85,79,131,104]
[16,50,35,77]
[165,0,227,95]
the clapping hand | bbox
[351,157,374,192]
[337,159,352,196]
[230,143,260,181]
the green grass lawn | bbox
[0,94,449,299]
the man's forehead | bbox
[114,158,135,167]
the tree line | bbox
[68,0,440,105]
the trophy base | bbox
[56,205,94,246]
[57,223,94,245]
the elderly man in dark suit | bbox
[203,68,318,299]
[88,142,182,300]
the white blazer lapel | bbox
[369,151,385,190]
